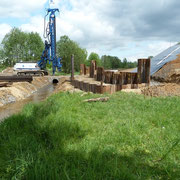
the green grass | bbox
[0,65,7,72]
[46,66,79,76]
[0,92,180,179]
[53,71,80,76]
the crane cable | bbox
[43,11,51,43]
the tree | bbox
[101,55,112,69]
[1,27,44,65]
[101,55,137,69]
[2,28,26,64]
[26,32,44,61]
[111,57,121,69]
[87,52,101,66]
[122,58,128,68]
[57,35,87,73]
[101,55,121,69]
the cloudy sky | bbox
[0,0,179,61]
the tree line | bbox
[0,27,137,72]
[0,28,44,66]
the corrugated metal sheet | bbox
[133,43,180,75]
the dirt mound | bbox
[54,79,82,94]
[152,55,180,83]
[142,83,180,96]
[1,67,15,75]
[0,77,50,107]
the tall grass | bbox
[0,92,180,179]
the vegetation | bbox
[0,65,6,72]
[0,28,137,73]
[101,55,137,69]
[53,71,80,76]
[0,92,179,179]
[86,52,101,66]
[57,35,87,73]
[0,27,44,65]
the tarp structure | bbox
[133,43,180,75]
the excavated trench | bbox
[0,83,56,121]
[0,76,67,122]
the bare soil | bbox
[1,67,15,75]
[1,67,180,106]
[57,75,180,97]
[0,67,79,107]
[54,78,82,94]
[0,77,51,107]
[141,83,180,97]
[152,55,180,83]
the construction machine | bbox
[37,0,62,75]
[14,0,61,76]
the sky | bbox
[0,0,179,61]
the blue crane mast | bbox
[37,5,62,75]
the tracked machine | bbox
[14,0,62,76]
[37,1,62,75]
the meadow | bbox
[0,92,179,179]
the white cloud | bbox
[0,24,12,43]
[20,16,44,36]
[0,0,47,18]
[1,0,179,61]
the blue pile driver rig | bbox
[37,1,62,75]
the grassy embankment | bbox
[0,92,180,179]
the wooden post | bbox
[71,54,74,81]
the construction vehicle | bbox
[14,0,61,76]
[14,62,48,76]
[37,0,62,75]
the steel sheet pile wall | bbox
[96,67,104,81]
[76,59,150,94]
[80,64,86,75]
[138,59,151,84]
[90,60,97,78]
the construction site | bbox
[0,0,180,179]
[0,0,180,112]
[1,43,180,100]
[1,45,180,119]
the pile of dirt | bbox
[142,83,180,97]
[1,67,14,74]
[0,77,51,107]
[152,56,180,83]
[54,79,82,94]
